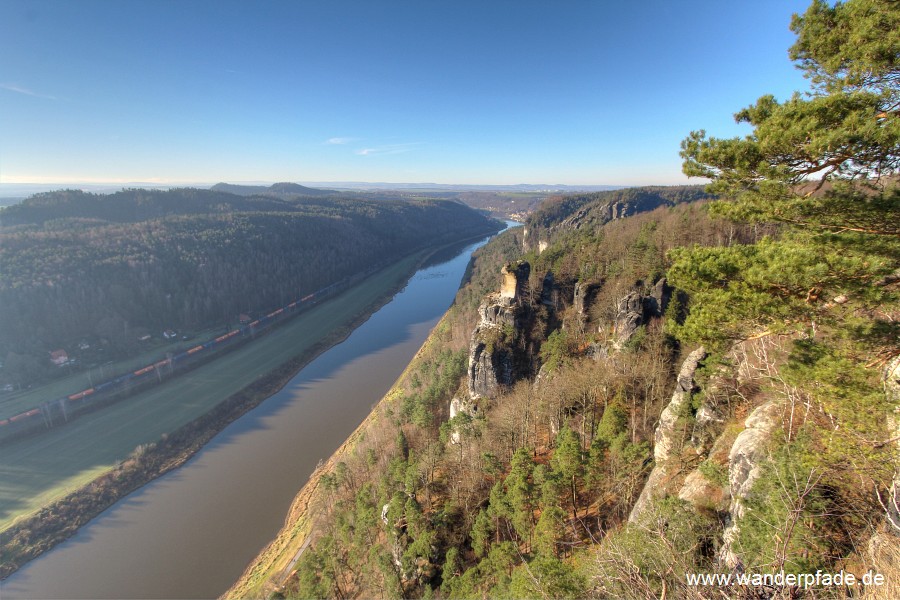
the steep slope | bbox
[523,185,711,253]
[237,3,900,595]
[227,191,761,599]
[236,173,897,599]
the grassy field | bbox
[0,252,423,532]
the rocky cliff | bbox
[450,261,532,441]
[522,185,710,253]
[610,278,671,349]
[719,400,782,568]
[629,346,707,522]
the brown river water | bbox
[1,230,506,599]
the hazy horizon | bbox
[0,180,630,199]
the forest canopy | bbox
[0,188,499,385]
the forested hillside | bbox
[0,188,500,386]
[243,2,900,598]
[265,196,754,600]
[525,185,712,234]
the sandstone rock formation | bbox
[628,346,707,522]
[612,292,645,350]
[645,277,671,318]
[719,400,782,568]
[467,333,515,401]
[499,261,530,301]
[450,262,531,443]
[611,278,671,350]
[573,280,600,317]
[540,271,557,308]
[678,470,720,507]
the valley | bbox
[2,228,505,599]
[2,2,897,597]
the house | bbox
[50,349,69,366]
[239,313,252,324]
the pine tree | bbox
[551,425,585,520]
[673,0,900,573]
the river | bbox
[1,226,512,599]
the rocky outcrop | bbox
[629,346,707,523]
[612,292,645,350]
[467,295,521,402]
[611,278,671,349]
[522,187,710,254]
[449,395,479,419]
[468,262,530,401]
[467,330,515,401]
[477,296,518,329]
[521,228,546,254]
[451,263,531,442]
[499,261,530,301]
[678,470,720,507]
[719,400,782,568]
[448,396,480,444]
[540,271,557,308]
[645,277,671,318]
[573,280,600,317]
[655,347,707,460]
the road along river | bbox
[1,229,508,599]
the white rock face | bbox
[499,262,529,301]
[654,347,708,463]
[720,400,782,568]
[628,346,707,523]
[449,395,479,444]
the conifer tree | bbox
[551,425,585,520]
[673,0,900,569]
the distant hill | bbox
[0,187,501,383]
[0,188,302,226]
[210,182,333,197]
[300,181,623,193]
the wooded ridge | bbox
[0,188,500,389]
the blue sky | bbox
[1,0,813,186]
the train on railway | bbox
[0,287,331,429]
